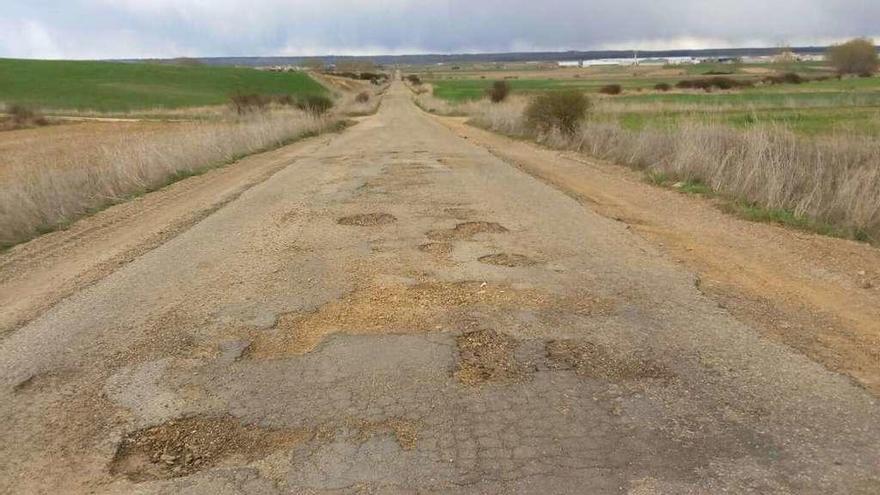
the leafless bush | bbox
[2,104,49,129]
[487,81,511,103]
[0,111,334,248]
[676,77,753,91]
[524,91,591,136]
[295,94,334,115]
[355,91,371,103]
[599,84,623,95]
[230,93,271,115]
[654,83,672,92]
[827,38,879,75]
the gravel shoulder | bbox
[436,115,880,396]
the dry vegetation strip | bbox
[423,94,880,243]
[0,111,338,249]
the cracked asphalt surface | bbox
[1,82,879,494]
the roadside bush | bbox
[487,81,511,103]
[525,90,591,136]
[355,91,371,103]
[654,82,672,92]
[296,94,334,115]
[230,93,271,114]
[599,84,623,95]
[6,104,49,127]
[406,74,422,85]
[676,77,752,91]
[827,38,879,75]
[763,72,804,85]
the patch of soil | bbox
[478,253,537,267]
[455,329,526,386]
[337,213,397,226]
[110,415,309,482]
[427,221,508,241]
[419,242,453,258]
[245,280,548,358]
[546,340,673,382]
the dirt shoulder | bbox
[0,131,340,336]
[435,115,880,395]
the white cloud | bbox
[0,20,63,59]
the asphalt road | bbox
[1,82,878,494]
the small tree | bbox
[487,81,511,103]
[525,90,591,136]
[827,38,879,75]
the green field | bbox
[0,59,327,112]
[426,64,880,136]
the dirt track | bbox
[1,82,879,494]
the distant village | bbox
[556,50,825,67]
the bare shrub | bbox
[763,72,805,85]
[599,84,623,95]
[827,38,879,75]
[295,94,334,115]
[230,93,270,115]
[406,75,422,85]
[525,91,591,136]
[654,83,672,92]
[676,77,753,91]
[355,91,371,103]
[487,81,511,103]
[4,104,49,128]
[0,111,334,248]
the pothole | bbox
[110,415,309,482]
[478,253,537,267]
[455,329,526,386]
[353,418,419,451]
[244,281,548,358]
[337,213,397,227]
[546,340,673,382]
[427,221,508,241]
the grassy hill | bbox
[0,59,327,112]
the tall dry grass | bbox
[0,110,334,248]
[461,97,880,242]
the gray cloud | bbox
[2,0,878,59]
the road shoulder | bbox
[434,114,880,395]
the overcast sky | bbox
[1,1,877,59]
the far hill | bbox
[0,59,327,112]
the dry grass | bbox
[0,109,334,248]
[457,97,880,242]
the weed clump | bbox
[3,104,49,128]
[295,94,334,115]
[599,84,623,95]
[654,82,672,92]
[675,77,754,91]
[525,90,591,136]
[487,80,511,103]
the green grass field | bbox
[427,64,880,136]
[0,59,327,112]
